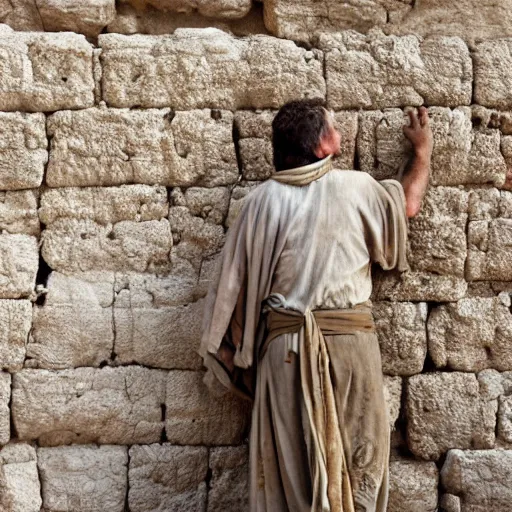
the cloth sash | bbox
[260,305,375,512]
[271,155,333,186]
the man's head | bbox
[272,98,341,172]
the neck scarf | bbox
[271,155,333,186]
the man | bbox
[199,99,432,512]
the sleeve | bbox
[363,176,410,272]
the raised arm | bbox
[402,107,433,218]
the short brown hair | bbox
[272,98,329,171]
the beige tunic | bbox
[200,156,408,511]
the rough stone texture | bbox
[374,302,427,376]
[0,24,94,111]
[0,0,44,32]
[442,449,512,511]
[47,108,238,188]
[0,234,38,299]
[166,371,251,445]
[38,445,128,512]
[12,367,167,446]
[99,29,325,110]
[226,182,260,227]
[0,300,32,371]
[0,372,10,445]
[320,32,472,110]
[428,296,512,372]
[40,185,172,274]
[406,372,497,460]
[128,444,208,512]
[384,375,402,429]
[28,272,114,370]
[208,445,249,512]
[0,112,47,190]
[0,443,42,512]
[496,371,512,445]
[0,190,39,236]
[388,458,438,512]
[358,107,507,186]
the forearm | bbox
[401,149,431,218]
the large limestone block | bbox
[0,300,32,371]
[320,32,471,110]
[358,107,507,186]
[165,371,251,445]
[0,443,42,512]
[0,234,38,299]
[128,444,208,512]
[384,375,402,429]
[495,371,512,445]
[442,449,512,511]
[38,445,128,512]
[0,0,44,31]
[428,296,512,372]
[0,24,94,111]
[0,112,47,190]
[374,302,427,376]
[47,108,238,188]
[208,446,249,512]
[100,29,325,110]
[406,372,497,460]
[388,458,438,512]
[12,366,167,446]
[122,0,252,19]
[0,372,10,445]
[28,272,114,370]
[0,190,39,236]
[40,185,172,273]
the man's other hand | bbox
[403,107,433,160]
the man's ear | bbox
[314,136,330,159]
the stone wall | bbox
[1,2,512,511]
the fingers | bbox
[418,106,429,126]
[407,109,419,129]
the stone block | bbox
[428,296,512,372]
[0,112,47,191]
[28,272,115,370]
[0,24,94,111]
[321,32,471,110]
[406,372,497,460]
[0,443,42,512]
[208,445,249,512]
[384,375,402,429]
[0,372,10,445]
[165,371,251,445]
[12,366,167,446]
[374,302,427,376]
[128,444,208,512]
[0,190,39,236]
[40,185,172,273]
[99,29,325,109]
[496,371,512,445]
[38,445,128,512]
[442,449,512,511]
[0,300,32,371]
[388,458,438,512]
[358,107,507,186]
[0,1,44,31]
[47,108,238,188]
[0,234,38,299]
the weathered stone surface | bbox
[38,445,128,512]
[0,443,41,512]
[226,182,260,227]
[0,234,38,299]
[166,371,251,445]
[12,366,167,446]
[0,112,47,191]
[128,444,208,512]
[374,302,427,376]
[37,0,116,37]
[28,272,114,370]
[358,107,507,186]
[0,24,94,111]
[406,372,497,460]
[388,458,438,512]
[0,0,44,31]
[428,296,512,372]
[496,371,512,445]
[208,446,249,512]
[0,300,31,371]
[321,32,471,110]
[0,372,10,445]
[47,108,238,188]
[40,185,172,273]
[442,449,512,511]
[100,29,325,109]
[0,190,39,236]
[384,375,402,429]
